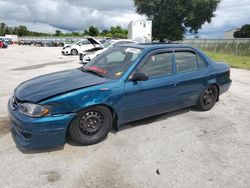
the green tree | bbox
[17,25,29,36]
[4,26,11,34]
[87,26,99,36]
[83,29,89,35]
[100,29,108,36]
[13,27,19,35]
[55,30,62,36]
[234,24,250,38]
[134,0,221,41]
[109,26,128,38]
[0,22,6,35]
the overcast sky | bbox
[0,0,249,38]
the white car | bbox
[62,37,102,55]
[79,39,136,63]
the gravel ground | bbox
[0,46,250,188]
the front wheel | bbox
[69,106,112,145]
[195,85,219,111]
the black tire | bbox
[69,106,112,145]
[195,85,219,111]
[71,49,78,55]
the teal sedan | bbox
[8,44,231,149]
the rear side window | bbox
[139,52,173,78]
[175,51,206,73]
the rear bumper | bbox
[8,101,76,150]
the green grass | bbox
[205,51,250,70]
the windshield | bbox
[84,46,143,79]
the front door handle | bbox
[168,83,177,88]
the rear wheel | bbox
[69,106,112,145]
[196,85,219,111]
[71,49,78,55]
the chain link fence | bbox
[180,39,250,56]
[18,37,250,56]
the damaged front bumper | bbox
[8,100,76,150]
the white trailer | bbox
[128,20,152,43]
[5,35,18,42]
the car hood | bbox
[87,37,103,47]
[63,44,71,48]
[15,69,110,103]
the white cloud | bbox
[0,0,249,37]
[0,0,144,32]
[199,0,250,38]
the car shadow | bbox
[19,146,65,154]
[111,106,195,133]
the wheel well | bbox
[71,49,78,52]
[100,104,119,131]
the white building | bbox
[224,28,240,39]
[128,20,152,43]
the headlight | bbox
[19,103,52,117]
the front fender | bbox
[40,81,124,119]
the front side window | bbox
[139,52,173,78]
[84,46,143,79]
[175,51,206,73]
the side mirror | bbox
[131,72,149,82]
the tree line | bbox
[234,24,250,38]
[0,23,128,38]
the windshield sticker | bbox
[86,66,107,75]
[125,48,141,54]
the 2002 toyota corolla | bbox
[8,44,231,149]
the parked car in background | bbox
[79,39,136,63]
[8,43,232,149]
[0,39,8,48]
[62,37,103,55]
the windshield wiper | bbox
[79,67,104,78]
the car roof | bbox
[118,43,196,50]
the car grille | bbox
[11,96,20,109]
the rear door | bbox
[174,49,209,107]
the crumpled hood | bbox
[15,69,110,102]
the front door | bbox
[121,50,179,123]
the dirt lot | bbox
[0,46,250,188]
